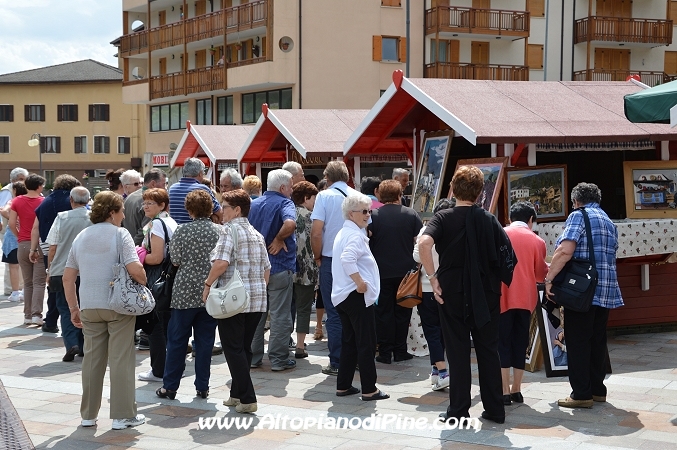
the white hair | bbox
[267,169,292,192]
[9,167,28,182]
[392,168,409,179]
[70,186,91,204]
[120,169,141,185]
[341,193,372,220]
[282,161,303,176]
[220,168,243,188]
[183,158,205,178]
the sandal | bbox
[336,386,360,397]
[361,390,390,401]
[313,329,324,340]
[156,387,176,400]
[196,390,209,399]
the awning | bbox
[170,122,254,168]
[624,79,677,125]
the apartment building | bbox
[0,60,146,185]
[115,0,424,156]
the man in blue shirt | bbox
[168,158,222,225]
[249,169,297,371]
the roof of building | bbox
[344,72,677,156]
[171,123,255,168]
[0,59,122,84]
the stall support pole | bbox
[661,141,669,160]
[353,157,361,187]
[256,163,262,179]
[491,143,497,158]
[641,264,650,291]
[527,144,537,166]
[504,143,514,166]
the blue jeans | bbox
[52,276,84,352]
[417,292,445,366]
[251,270,293,367]
[320,256,341,368]
[163,308,217,392]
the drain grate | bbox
[0,379,35,450]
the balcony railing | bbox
[150,72,185,100]
[227,56,266,68]
[425,62,530,81]
[574,16,673,45]
[573,69,677,86]
[119,0,269,56]
[425,6,529,37]
[186,66,226,94]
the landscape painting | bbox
[412,131,453,220]
[453,157,508,214]
[505,165,568,222]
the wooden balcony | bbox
[150,72,185,100]
[425,6,529,38]
[573,69,677,86]
[425,62,529,81]
[575,16,673,45]
[119,0,269,56]
[186,66,226,94]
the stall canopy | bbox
[238,105,368,164]
[170,122,254,168]
[624,79,677,125]
[345,71,677,157]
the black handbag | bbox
[147,219,176,312]
[550,207,598,313]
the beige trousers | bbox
[17,241,45,319]
[80,309,137,420]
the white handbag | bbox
[206,223,250,319]
[109,229,156,316]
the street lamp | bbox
[27,133,41,174]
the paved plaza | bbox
[1,270,677,449]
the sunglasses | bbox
[352,209,372,215]
[125,182,140,187]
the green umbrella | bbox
[624,79,677,124]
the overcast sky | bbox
[0,1,121,75]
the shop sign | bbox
[153,154,169,166]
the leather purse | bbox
[205,223,250,319]
[109,229,156,316]
[550,207,598,313]
[396,264,423,308]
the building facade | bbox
[0,60,146,186]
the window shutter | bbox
[527,44,544,69]
[373,36,382,61]
[105,137,110,153]
[25,105,30,121]
[57,105,63,122]
[73,105,78,122]
[40,105,45,121]
[74,136,80,153]
[262,36,267,58]
[8,105,13,122]
[89,105,94,121]
[56,137,61,154]
[104,105,110,121]
[246,39,253,60]
[398,37,407,62]
[40,136,45,153]
[124,137,131,154]
[450,39,460,63]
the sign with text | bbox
[153,154,169,166]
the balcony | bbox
[573,69,676,86]
[186,66,226,95]
[119,0,269,56]
[425,62,529,81]
[425,6,529,39]
[574,16,673,46]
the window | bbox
[241,88,292,124]
[150,102,189,131]
[217,96,233,125]
[44,170,55,188]
[25,105,45,122]
[0,105,13,122]
[0,136,8,153]
[74,136,87,154]
[89,104,110,121]
[94,136,110,154]
[118,137,131,154]
[196,98,213,125]
[58,104,78,122]
[372,36,407,62]
[40,136,61,154]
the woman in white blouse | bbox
[331,193,388,401]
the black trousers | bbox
[375,276,413,358]
[150,310,171,378]
[438,290,504,419]
[336,291,378,394]
[564,305,610,400]
[44,255,59,328]
[218,312,263,405]
[498,309,531,369]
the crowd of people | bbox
[0,158,622,430]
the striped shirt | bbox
[556,203,624,309]
[168,178,220,225]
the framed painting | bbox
[623,160,677,219]
[452,157,508,214]
[411,130,453,220]
[535,283,569,377]
[524,309,541,373]
[505,165,568,223]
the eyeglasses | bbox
[222,204,237,209]
[352,209,372,215]
[142,201,157,207]
[125,182,140,187]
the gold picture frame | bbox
[623,160,677,219]
[452,157,509,214]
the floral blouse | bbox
[169,218,220,310]
[293,206,318,286]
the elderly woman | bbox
[9,173,46,326]
[1,182,27,303]
[418,166,515,424]
[367,179,422,364]
[243,175,263,199]
[291,181,319,358]
[63,191,147,430]
[105,168,125,196]
[204,189,271,414]
[156,190,220,400]
[137,188,178,383]
[331,193,388,401]
[545,182,623,409]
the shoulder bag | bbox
[396,264,423,308]
[205,223,250,319]
[109,229,156,316]
[550,207,598,313]
[149,219,176,312]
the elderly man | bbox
[1,167,28,296]
[310,161,359,376]
[120,170,142,199]
[123,169,166,245]
[168,158,222,225]
[219,168,244,193]
[393,168,410,206]
[46,186,92,361]
[282,161,305,186]
[249,169,297,371]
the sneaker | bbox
[250,361,262,369]
[430,367,439,385]
[223,397,241,407]
[432,373,450,391]
[212,344,223,356]
[321,365,339,376]
[23,318,33,325]
[8,292,22,302]
[271,359,296,371]
[288,338,296,351]
[137,369,163,382]
[235,402,257,414]
[112,414,146,430]
[137,340,150,351]
[32,316,44,326]
[81,418,98,427]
